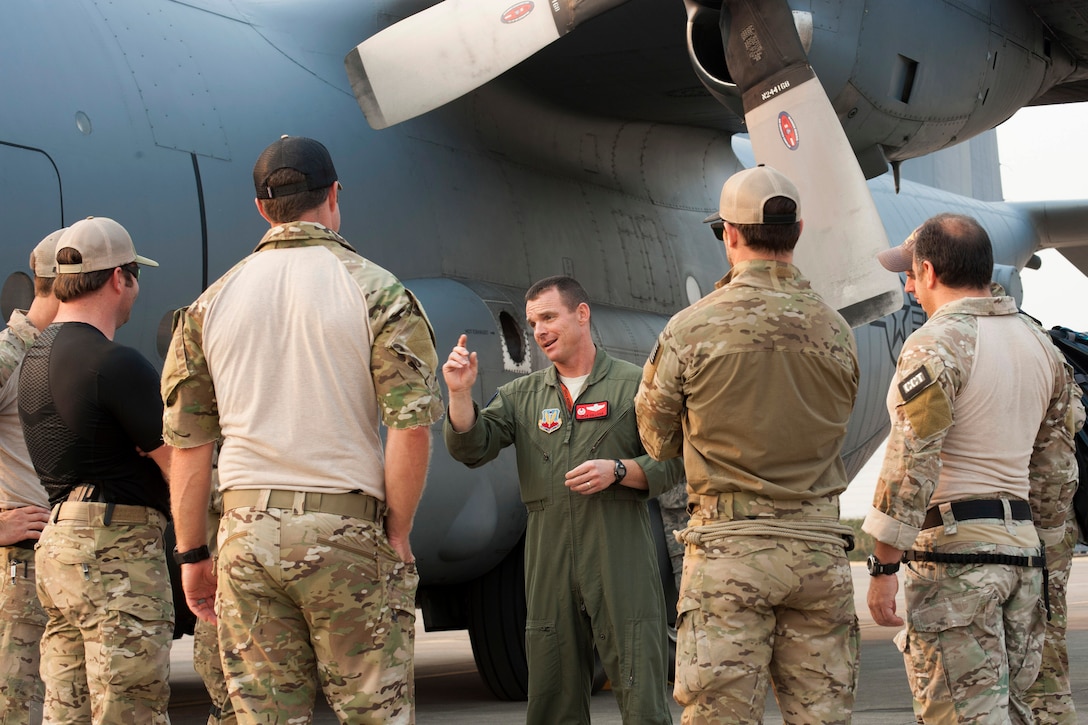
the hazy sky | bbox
[997,104,1088,330]
[843,102,1088,517]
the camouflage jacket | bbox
[162,221,443,449]
[0,309,49,507]
[864,295,1084,550]
[0,310,37,389]
[635,260,859,501]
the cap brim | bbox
[702,212,723,224]
[876,245,912,273]
[135,254,159,268]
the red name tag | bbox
[575,401,609,420]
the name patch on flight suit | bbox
[539,408,563,433]
[575,402,609,420]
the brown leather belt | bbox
[922,499,1031,530]
[221,489,384,523]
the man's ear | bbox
[255,197,273,224]
[921,260,938,288]
[577,302,590,324]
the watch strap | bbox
[173,544,211,565]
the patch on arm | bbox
[898,365,952,439]
[897,365,932,402]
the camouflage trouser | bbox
[674,536,859,724]
[897,542,1045,724]
[216,506,418,724]
[35,506,174,724]
[194,489,236,725]
[0,545,45,724]
[194,618,235,725]
[657,480,688,593]
[1023,517,1077,724]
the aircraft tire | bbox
[468,536,529,701]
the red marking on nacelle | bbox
[502,2,534,23]
[778,112,800,150]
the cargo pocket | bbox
[907,589,998,705]
[672,596,705,706]
[525,620,561,697]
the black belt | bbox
[922,499,1031,530]
[11,539,36,550]
[904,547,1051,619]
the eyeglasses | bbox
[120,262,140,280]
[710,221,725,241]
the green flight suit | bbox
[445,349,681,725]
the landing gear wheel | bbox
[467,537,529,700]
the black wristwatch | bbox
[173,545,211,565]
[866,554,900,577]
[612,459,627,485]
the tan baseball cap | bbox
[55,217,158,274]
[705,164,801,226]
[31,228,66,279]
[877,225,921,273]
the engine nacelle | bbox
[686,0,1081,178]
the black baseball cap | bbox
[253,135,338,199]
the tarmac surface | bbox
[167,558,1088,723]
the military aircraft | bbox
[3,0,1087,701]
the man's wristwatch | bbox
[612,459,627,485]
[866,554,900,577]
[173,545,211,565]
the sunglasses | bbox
[710,221,725,241]
[120,262,140,280]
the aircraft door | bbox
[0,142,64,319]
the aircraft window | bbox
[75,111,93,135]
[686,276,703,306]
[499,310,525,365]
[1,272,33,321]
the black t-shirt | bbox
[18,322,170,515]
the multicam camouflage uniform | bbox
[636,260,860,724]
[162,222,443,724]
[863,295,1083,724]
[1024,514,1078,724]
[0,310,48,724]
[192,478,235,725]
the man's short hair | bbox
[913,213,993,289]
[731,197,802,254]
[257,168,331,223]
[525,275,590,311]
[52,248,116,302]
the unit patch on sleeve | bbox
[897,365,934,402]
[575,402,609,421]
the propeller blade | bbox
[346,0,626,130]
[720,0,902,327]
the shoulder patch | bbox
[898,365,934,402]
[648,340,660,366]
